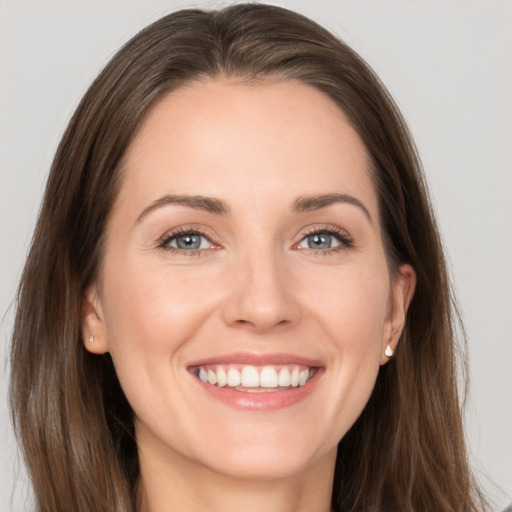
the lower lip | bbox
[191,370,322,411]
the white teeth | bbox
[227,367,241,387]
[278,367,291,387]
[195,364,314,390]
[207,369,217,385]
[260,366,279,388]
[241,365,260,387]
[216,367,227,387]
[291,367,300,387]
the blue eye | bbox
[160,231,212,251]
[305,233,336,249]
[175,233,203,250]
[297,229,351,251]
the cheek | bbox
[315,265,389,393]
[97,256,221,429]
[100,256,215,361]
[309,264,390,351]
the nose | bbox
[221,249,301,333]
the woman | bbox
[9,4,489,511]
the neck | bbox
[136,441,336,512]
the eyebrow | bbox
[136,192,372,224]
[136,194,230,222]
[292,193,373,224]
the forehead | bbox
[115,78,377,220]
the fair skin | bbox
[82,79,415,512]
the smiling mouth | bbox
[190,364,315,392]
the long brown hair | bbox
[10,4,487,511]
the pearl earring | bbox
[385,345,393,357]
[89,335,94,343]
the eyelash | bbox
[157,227,218,256]
[157,225,354,256]
[295,226,354,255]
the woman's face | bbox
[84,79,414,481]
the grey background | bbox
[1,1,511,510]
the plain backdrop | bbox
[1,1,511,511]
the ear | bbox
[81,282,110,354]
[380,264,416,365]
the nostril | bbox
[221,267,301,331]
[230,317,293,333]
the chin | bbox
[184,424,336,482]
[201,446,326,481]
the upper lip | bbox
[187,352,324,368]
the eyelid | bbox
[157,225,221,253]
[293,224,354,252]
[155,223,353,255]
